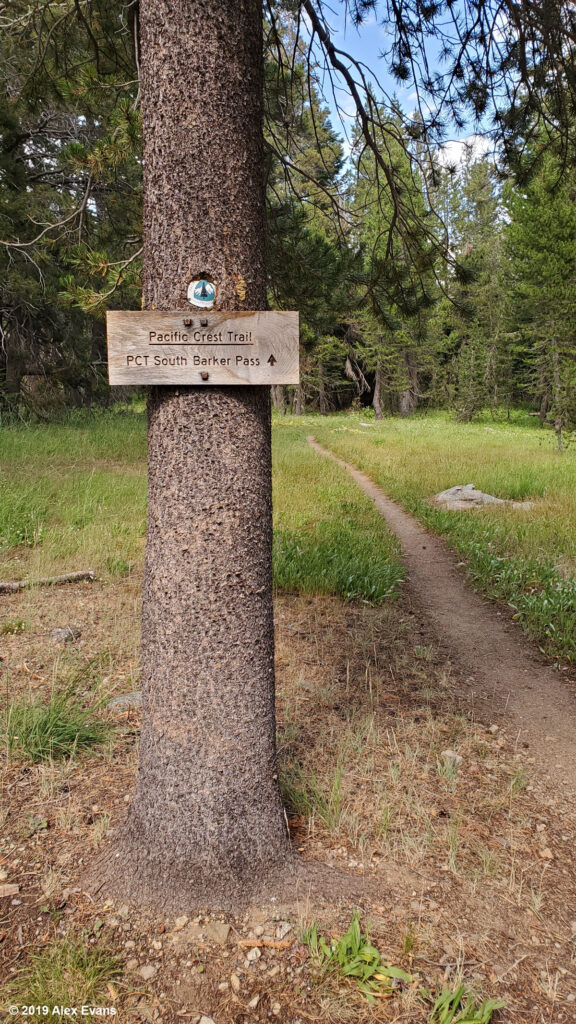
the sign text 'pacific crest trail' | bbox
[106,310,298,386]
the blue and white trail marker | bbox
[188,278,216,309]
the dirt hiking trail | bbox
[308,436,576,795]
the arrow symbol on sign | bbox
[267,354,277,365]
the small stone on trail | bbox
[0,869,8,881]
[139,964,157,981]
[126,958,139,971]
[275,921,292,940]
[488,724,499,734]
[230,973,241,992]
[246,946,261,962]
[539,848,554,860]
[52,626,81,643]
[107,691,142,710]
[272,1002,281,1016]
[247,995,260,1009]
[198,1018,216,1024]
[441,749,463,768]
[174,915,188,931]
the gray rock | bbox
[107,691,142,710]
[434,484,504,509]
[275,921,292,940]
[433,484,533,511]
[52,626,81,643]
[441,748,463,769]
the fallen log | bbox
[0,570,96,595]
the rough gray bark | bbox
[271,384,287,412]
[295,384,304,415]
[398,352,418,416]
[372,357,383,420]
[106,0,290,907]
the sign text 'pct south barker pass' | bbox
[106,310,299,386]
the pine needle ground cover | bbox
[304,410,576,660]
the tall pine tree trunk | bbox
[398,351,418,416]
[271,385,287,412]
[107,0,289,907]
[295,384,304,415]
[372,356,383,420]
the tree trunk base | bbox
[84,839,402,914]
[85,830,294,913]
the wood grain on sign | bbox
[106,310,299,385]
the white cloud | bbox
[436,134,492,168]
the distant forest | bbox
[1,3,575,438]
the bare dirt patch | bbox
[1,577,575,1022]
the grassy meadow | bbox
[301,410,576,660]
[1,406,576,658]
[2,405,576,657]
[0,407,148,582]
[0,405,404,603]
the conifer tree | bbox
[506,148,576,447]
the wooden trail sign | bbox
[107,310,299,385]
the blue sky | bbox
[310,6,431,141]
[308,5,492,164]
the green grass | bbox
[273,427,403,601]
[0,406,147,580]
[280,763,344,831]
[3,404,575,655]
[301,410,576,660]
[0,407,404,605]
[2,687,109,762]
[0,618,27,635]
[304,917,503,1019]
[1,938,122,1012]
